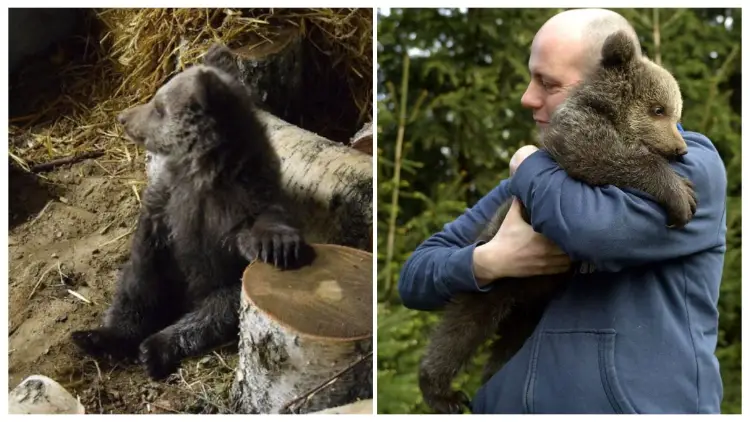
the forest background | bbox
[376,8,742,414]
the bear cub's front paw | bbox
[239,222,315,270]
[71,328,139,362]
[666,177,698,228]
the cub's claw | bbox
[423,390,471,414]
[238,221,314,270]
[139,333,180,381]
[666,177,698,229]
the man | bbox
[398,8,727,414]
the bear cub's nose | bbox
[676,146,688,156]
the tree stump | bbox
[9,375,85,414]
[230,27,303,123]
[231,243,372,414]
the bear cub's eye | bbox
[154,101,166,118]
[652,106,666,116]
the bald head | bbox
[521,9,641,127]
[536,8,640,75]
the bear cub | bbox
[71,43,315,380]
[418,30,696,414]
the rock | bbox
[8,375,85,414]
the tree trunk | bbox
[231,27,304,123]
[231,244,372,414]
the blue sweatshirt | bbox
[398,127,727,414]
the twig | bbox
[68,289,92,304]
[279,350,373,414]
[166,383,231,414]
[30,151,105,173]
[93,360,103,382]
[28,264,56,300]
[131,184,141,205]
[211,351,233,371]
[700,43,740,134]
[57,262,67,286]
[652,8,661,66]
[382,53,411,302]
[148,401,184,414]
[28,201,54,227]
[97,228,135,249]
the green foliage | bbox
[376,8,742,414]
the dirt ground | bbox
[8,158,237,414]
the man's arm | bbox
[397,181,512,311]
[508,130,727,273]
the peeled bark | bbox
[231,244,372,414]
[350,122,373,156]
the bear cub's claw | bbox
[241,222,315,270]
[138,333,180,381]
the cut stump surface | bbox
[232,243,373,414]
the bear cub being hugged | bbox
[418,30,696,413]
[71,43,315,380]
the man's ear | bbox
[600,30,636,69]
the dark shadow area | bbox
[8,163,56,230]
[9,8,104,123]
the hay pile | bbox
[9,8,372,171]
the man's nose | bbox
[521,84,542,110]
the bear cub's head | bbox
[594,30,687,159]
[117,44,252,157]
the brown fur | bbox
[70,44,315,380]
[418,31,696,414]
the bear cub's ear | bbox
[203,43,242,82]
[600,30,636,69]
[194,69,231,112]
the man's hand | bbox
[472,197,572,286]
[510,145,539,176]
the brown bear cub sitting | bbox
[418,30,696,414]
[71,44,315,380]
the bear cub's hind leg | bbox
[71,212,183,363]
[138,284,240,380]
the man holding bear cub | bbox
[398,8,727,414]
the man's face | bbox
[520,32,586,129]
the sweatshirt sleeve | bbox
[508,130,727,273]
[397,180,512,311]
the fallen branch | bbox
[30,151,105,173]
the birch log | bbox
[257,108,372,251]
[231,244,372,414]
[350,122,373,156]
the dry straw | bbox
[9,8,372,170]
